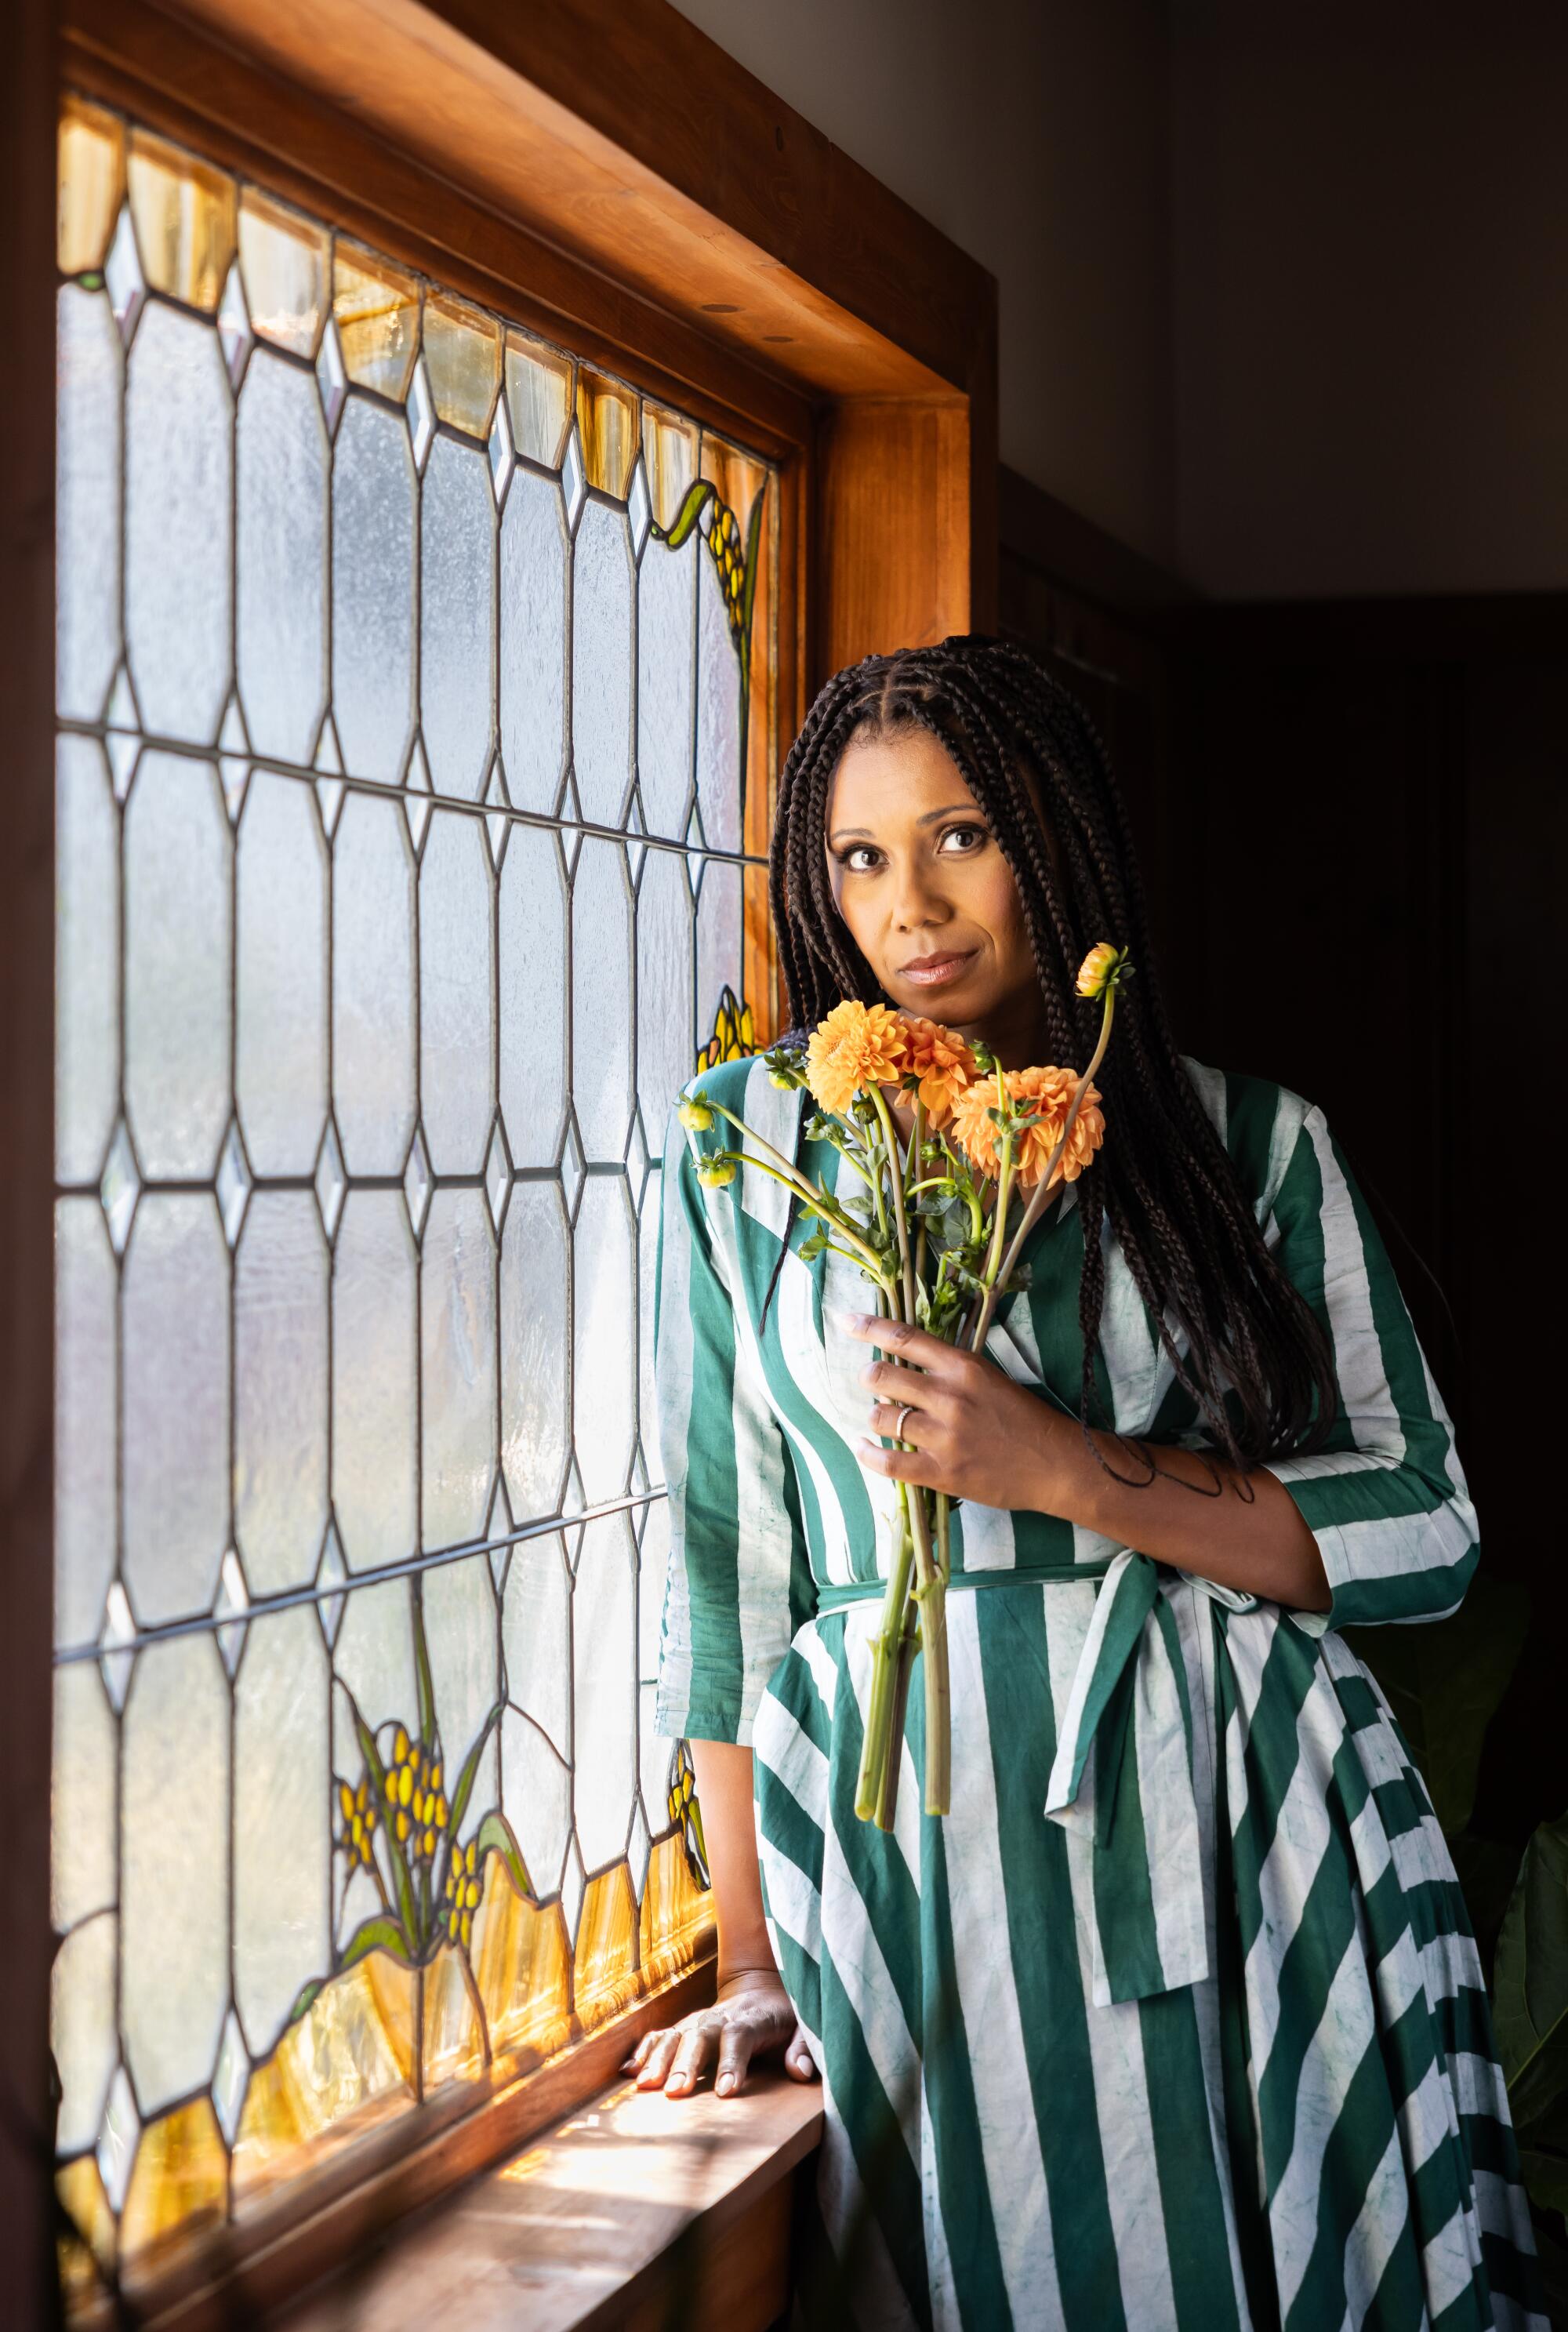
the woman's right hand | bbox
[622,1972,818,2099]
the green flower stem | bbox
[855,1491,916,1822]
[967,986,1119,1356]
[867,1085,949,1817]
[874,1591,920,1832]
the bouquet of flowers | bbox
[679,942,1131,1827]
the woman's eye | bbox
[843,845,883,873]
[938,823,987,854]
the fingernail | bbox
[716,2074,733,2096]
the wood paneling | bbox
[815,399,973,679]
[1163,601,1568,1843]
[1,0,62,2319]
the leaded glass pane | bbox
[52,104,776,2284]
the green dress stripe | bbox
[655,1059,1544,2330]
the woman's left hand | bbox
[843,1312,1058,1510]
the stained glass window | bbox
[51,94,775,2299]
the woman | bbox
[631,637,1543,2330]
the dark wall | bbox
[1003,496,1568,1840]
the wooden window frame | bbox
[2,0,995,2322]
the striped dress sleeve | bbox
[652,1096,809,1745]
[1259,1099,1479,1633]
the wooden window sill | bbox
[280,2069,824,2332]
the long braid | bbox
[767,636,1338,1469]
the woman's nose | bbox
[890,861,949,932]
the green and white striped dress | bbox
[654,1056,1544,2332]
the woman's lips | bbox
[897,950,976,989]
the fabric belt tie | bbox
[815,1548,1257,2007]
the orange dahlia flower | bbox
[1076,942,1127,1000]
[805,1001,909,1115]
[951,1066,1105,1190]
[896,1015,978,1128]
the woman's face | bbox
[825,725,1047,1060]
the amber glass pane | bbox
[643,403,700,533]
[333,242,420,401]
[473,1862,572,2065]
[230,1952,417,2207]
[505,329,572,469]
[421,1945,488,2089]
[572,1860,640,2032]
[56,2156,115,2297]
[120,2094,226,2268]
[423,292,501,437]
[238,187,328,358]
[575,368,638,498]
[126,129,236,313]
[638,1833,714,1992]
[58,96,123,277]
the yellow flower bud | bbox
[423,1828,434,1858]
[396,1809,410,1842]
[696,1154,735,1188]
[460,1912,473,1949]
[430,1763,443,1795]
[435,1794,448,1829]
[677,1093,713,1133]
[1075,941,1127,1001]
[339,1781,354,1822]
[393,1725,408,1764]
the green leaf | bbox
[339,1912,416,1973]
[447,1705,501,1840]
[738,487,765,649]
[1495,1811,1568,2135]
[1518,2145,1568,2218]
[474,1809,534,1901]
[1343,1570,1527,1835]
[287,1978,324,2026]
[659,478,714,550]
[412,1591,437,1748]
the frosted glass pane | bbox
[125,301,231,744]
[234,1607,330,2056]
[332,1190,417,1573]
[695,856,743,1052]
[572,1514,635,1870]
[122,1195,229,1626]
[122,1633,230,2116]
[499,1707,572,1904]
[499,1182,568,1523]
[498,824,566,1169]
[332,790,416,1178]
[570,501,633,826]
[639,1680,670,1833]
[52,1658,117,1931]
[236,772,328,1175]
[498,468,567,815]
[234,1192,328,1595]
[572,1176,634,1504]
[52,1916,118,2156]
[637,535,695,837]
[571,838,632,1164]
[56,283,121,723]
[330,1578,415,1789]
[56,736,119,1185]
[421,435,494,801]
[420,1188,497,1552]
[419,812,495,1176]
[55,1199,117,1648]
[637,1163,662,1461]
[501,1533,570,1759]
[236,348,328,766]
[423,1554,499,1825]
[635,848,693,1141]
[332,398,416,786]
[124,751,231,1181]
[695,548,742,854]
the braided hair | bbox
[768,634,1337,1471]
